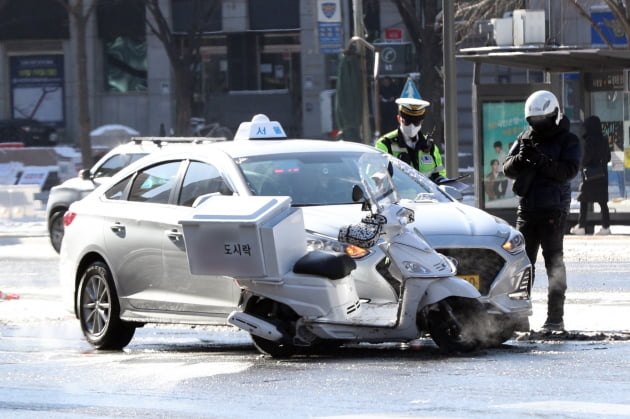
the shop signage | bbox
[585,71,624,91]
[9,55,65,127]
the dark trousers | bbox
[578,200,610,229]
[516,209,568,322]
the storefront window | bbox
[260,53,291,90]
[97,0,147,93]
[591,90,627,199]
[104,36,148,93]
[561,73,582,121]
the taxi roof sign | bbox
[234,114,287,140]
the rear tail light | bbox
[63,211,77,227]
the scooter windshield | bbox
[358,153,399,209]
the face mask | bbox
[527,116,555,133]
[401,123,421,138]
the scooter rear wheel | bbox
[427,297,486,353]
[248,298,298,358]
[251,335,297,358]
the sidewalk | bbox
[0,213,47,237]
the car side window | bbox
[104,176,133,200]
[179,161,232,206]
[128,161,181,204]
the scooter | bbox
[227,154,487,357]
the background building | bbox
[0,0,628,192]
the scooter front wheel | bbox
[427,297,486,353]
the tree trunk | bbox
[392,0,444,146]
[418,1,444,147]
[172,62,193,135]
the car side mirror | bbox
[78,169,92,181]
[351,184,365,202]
[439,185,463,202]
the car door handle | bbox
[166,229,184,242]
[110,223,125,234]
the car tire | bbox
[48,209,65,253]
[77,261,136,350]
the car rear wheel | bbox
[48,209,65,253]
[77,261,136,349]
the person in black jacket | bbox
[503,90,581,332]
[570,116,612,235]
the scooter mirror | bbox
[352,184,365,202]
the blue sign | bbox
[400,78,422,100]
[317,0,342,54]
[319,22,342,53]
[591,10,628,46]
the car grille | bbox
[435,248,505,295]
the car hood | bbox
[301,202,511,243]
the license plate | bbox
[459,274,480,290]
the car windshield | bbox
[238,151,363,205]
[94,152,148,178]
[389,158,453,203]
[236,150,453,206]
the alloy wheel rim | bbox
[81,274,111,337]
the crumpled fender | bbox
[420,276,481,307]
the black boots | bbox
[542,291,565,331]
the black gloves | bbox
[430,173,446,184]
[518,143,549,167]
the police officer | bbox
[375,97,446,182]
[503,90,581,332]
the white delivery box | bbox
[179,195,306,280]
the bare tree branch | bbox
[568,0,614,49]
[603,0,630,39]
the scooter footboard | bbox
[419,276,481,307]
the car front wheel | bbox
[77,261,136,349]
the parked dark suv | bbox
[0,118,58,147]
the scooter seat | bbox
[293,250,356,280]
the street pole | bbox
[352,0,371,144]
[443,0,459,178]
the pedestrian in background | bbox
[503,90,581,332]
[570,115,611,235]
[378,76,399,134]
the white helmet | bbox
[525,90,561,126]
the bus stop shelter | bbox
[457,46,630,228]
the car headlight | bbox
[305,231,371,259]
[501,230,525,254]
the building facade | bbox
[1,0,628,190]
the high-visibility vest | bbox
[375,129,446,177]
